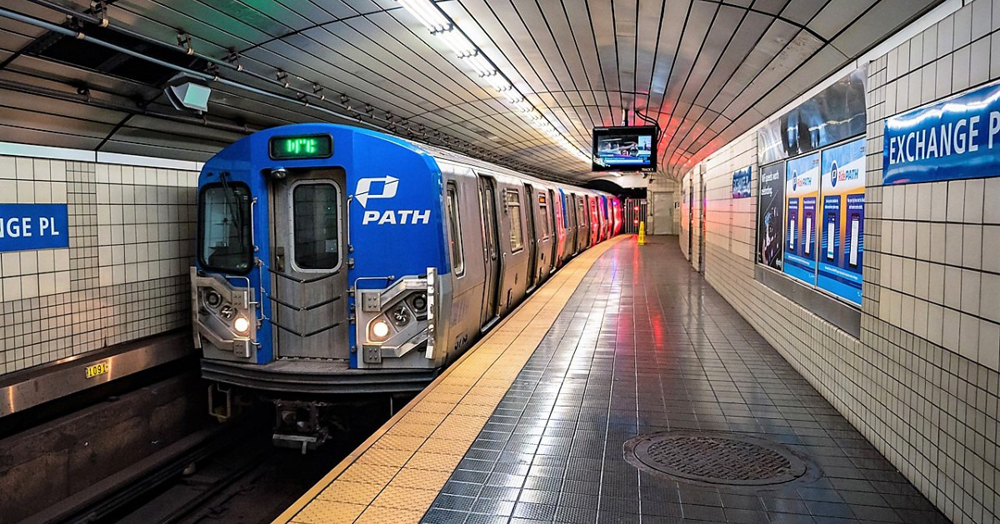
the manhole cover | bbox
[625,431,812,487]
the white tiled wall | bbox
[0,156,197,374]
[678,2,1000,522]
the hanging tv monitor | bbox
[592,125,657,172]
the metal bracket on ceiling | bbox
[276,69,288,88]
[224,48,245,72]
[312,83,324,101]
[176,32,194,55]
[90,0,109,27]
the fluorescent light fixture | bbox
[487,76,512,92]
[398,0,450,33]
[463,53,495,77]
[397,0,589,166]
[437,29,476,58]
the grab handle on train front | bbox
[274,246,285,272]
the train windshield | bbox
[199,182,252,273]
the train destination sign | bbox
[0,204,70,252]
[268,134,333,160]
[884,79,1000,184]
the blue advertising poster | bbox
[0,204,70,252]
[732,166,752,199]
[818,138,865,305]
[884,79,1000,184]
[783,153,820,285]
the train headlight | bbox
[233,316,251,335]
[370,320,390,341]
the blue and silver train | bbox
[191,123,621,445]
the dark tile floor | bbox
[421,236,949,524]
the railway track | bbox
[21,421,260,524]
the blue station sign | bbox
[0,204,69,252]
[884,80,1000,184]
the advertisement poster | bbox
[783,153,820,285]
[757,163,785,269]
[732,167,752,199]
[884,78,1000,184]
[818,139,865,304]
[759,65,867,165]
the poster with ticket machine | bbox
[818,138,865,304]
[783,153,820,285]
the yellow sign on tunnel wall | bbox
[85,361,109,379]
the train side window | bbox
[291,181,342,271]
[446,184,465,276]
[505,189,524,252]
[537,194,549,239]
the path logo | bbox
[355,176,398,207]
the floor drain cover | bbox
[625,431,810,487]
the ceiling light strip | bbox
[397,0,590,165]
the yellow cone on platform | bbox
[638,221,646,245]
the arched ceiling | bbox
[0,0,943,182]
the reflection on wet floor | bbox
[426,236,947,524]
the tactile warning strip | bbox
[274,236,628,524]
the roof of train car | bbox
[201,122,617,200]
[406,136,615,200]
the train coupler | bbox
[207,383,233,422]
[271,400,331,454]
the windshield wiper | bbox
[219,172,247,254]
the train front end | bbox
[189,124,451,448]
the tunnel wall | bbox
[0,153,196,374]
[680,1,999,522]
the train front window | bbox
[292,182,342,271]
[199,183,252,273]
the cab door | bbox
[269,169,349,359]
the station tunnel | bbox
[0,1,995,523]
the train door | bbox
[589,197,600,245]
[524,184,539,291]
[576,196,588,252]
[548,189,559,268]
[566,194,578,254]
[557,189,571,262]
[478,175,502,329]
[270,168,349,360]
[601,197,610,240]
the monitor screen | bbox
[592,126,657,172]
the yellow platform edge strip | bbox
[275,235,628,524]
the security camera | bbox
[271,167,287,179]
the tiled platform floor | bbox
[423,236,948,524]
